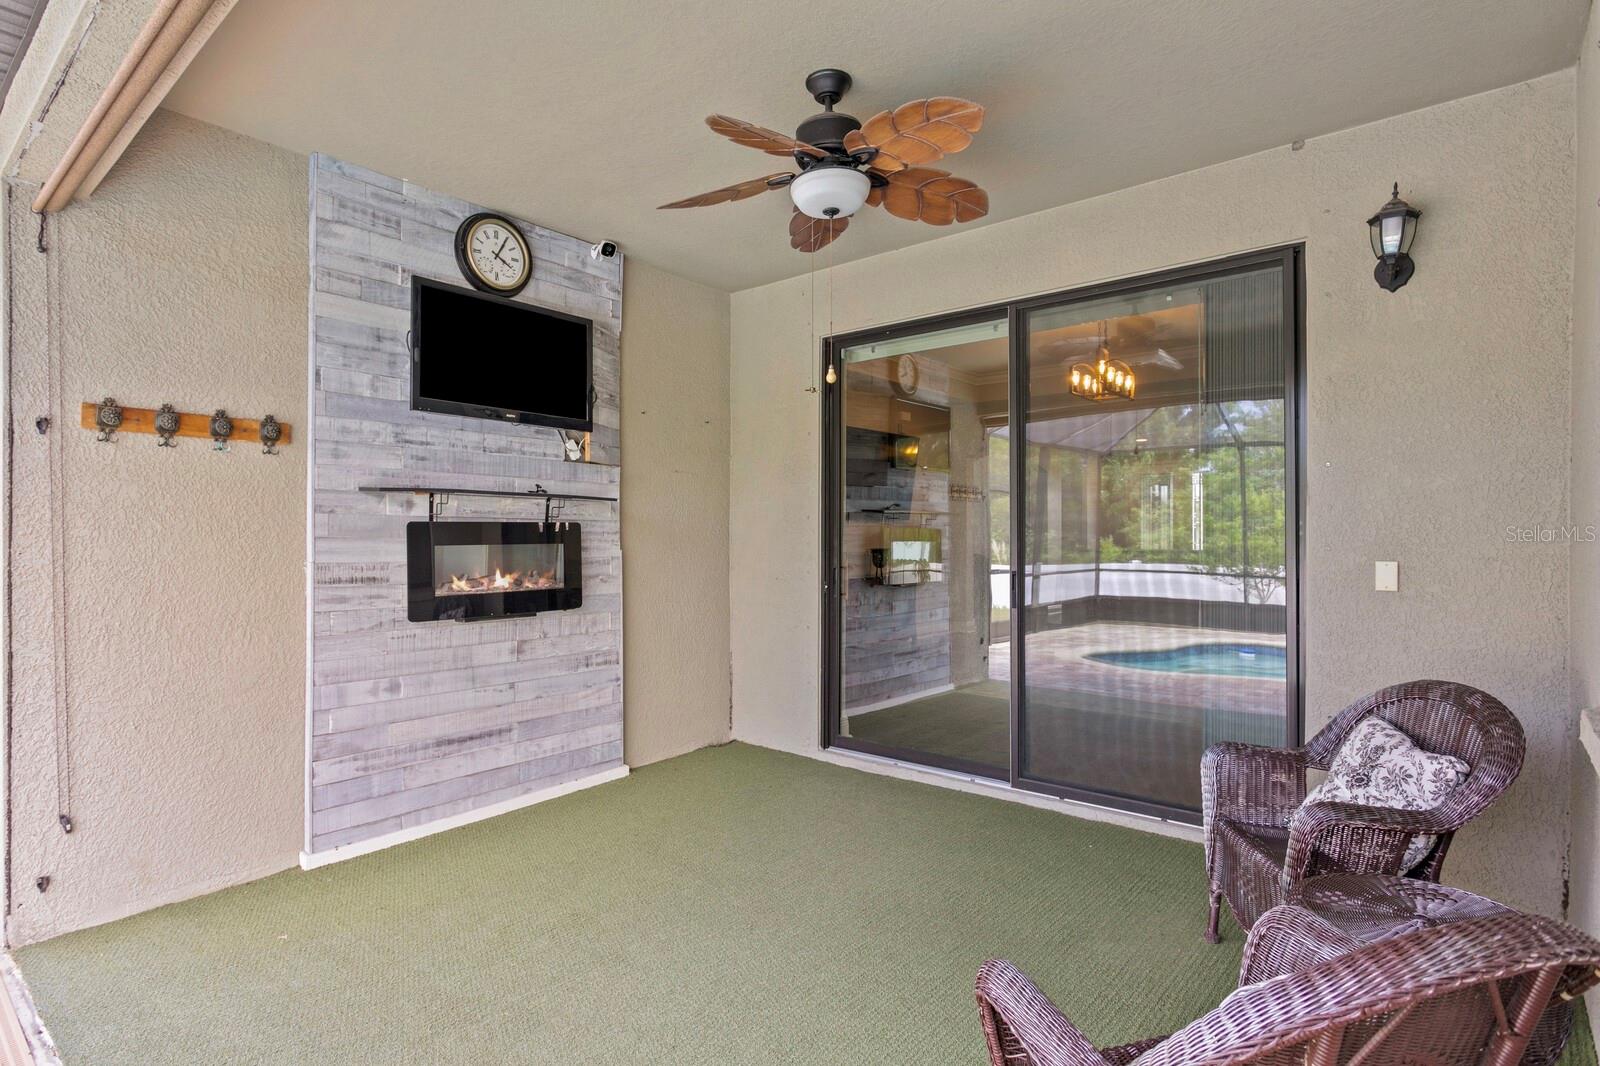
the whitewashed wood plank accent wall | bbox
[306,154,625,856]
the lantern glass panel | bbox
[1379,214,1405,256]
[1398,214,1418,255]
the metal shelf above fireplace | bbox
[360,483,618,524]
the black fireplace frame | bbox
[407,520,582,622]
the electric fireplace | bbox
[407,521,582,622]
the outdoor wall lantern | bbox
[1368,183,1421,292]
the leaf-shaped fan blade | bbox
[707,115,826,159]
[848,98,985,171]
[659,173,793,209]
[789,209,849,253]
[878,168,989,225]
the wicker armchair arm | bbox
[1282,799,1454,889]
[976,960,1118,1066]
[1133,913,1600,1066]
[1239,904,1352,986]
[1201,742,1309,830]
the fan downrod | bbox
[797,68,861,154]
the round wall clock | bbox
[891,353,920,397]
[454,212,532,296]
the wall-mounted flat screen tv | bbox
[410,275,594,432]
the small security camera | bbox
[589,241,618,260]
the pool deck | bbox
[988,621,1287,720]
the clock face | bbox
[455,213,531,295]
[894,354,919,396]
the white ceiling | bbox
[164,0,1589,292]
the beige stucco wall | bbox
[730,70,1577,916]
[619,261,733,764]
[4,109,310,946]
[1566,0,1599,1031]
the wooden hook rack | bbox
[77,402,292,446]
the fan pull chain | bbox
[805,241,818,393]
[824,228,837,384]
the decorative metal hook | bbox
[154,403,180,447]
[209,408,233,451]
[259,414,282,455]
[95,397,123,442]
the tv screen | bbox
[410,276,593,431]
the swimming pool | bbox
[1086,643,1287,679]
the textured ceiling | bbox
[165,0,1589,291]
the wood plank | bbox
[78,402,293,445]
[306,154,626,857]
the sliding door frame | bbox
[1006,245,1305,821]
[820,304,1015,781]
[821,245,1306,821]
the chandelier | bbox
[1068,321,1135,401]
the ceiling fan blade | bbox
[707,115,826,158]
[659,173,793,209]
[789,208,848,253]
[877,168,989,225]
[850,97,985,171]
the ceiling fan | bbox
[658,69,990,252]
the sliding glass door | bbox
[826,314,1012,778]
[823,248,1300,820]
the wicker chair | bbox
[1201,680,1524,941]
[975,911,1600,1066]
[1239,897,1578,1066]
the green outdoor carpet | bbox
[14,742,1596,1064]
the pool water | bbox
[1087,643,1287,679]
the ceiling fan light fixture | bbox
[790,166,871,220]
[662,73,988,252]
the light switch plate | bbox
[1375,561,1399,592]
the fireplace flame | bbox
[441,568,560,596]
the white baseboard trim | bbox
[299,764,630,871]
[808,745,1203,843]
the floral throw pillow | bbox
[1298,716,1468,871]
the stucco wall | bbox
[5,109,309,946]
[618,262,732,765]
[729,71,1577,915]
[1565,0,1600,1031]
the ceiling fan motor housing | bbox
[795,110,861,153]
